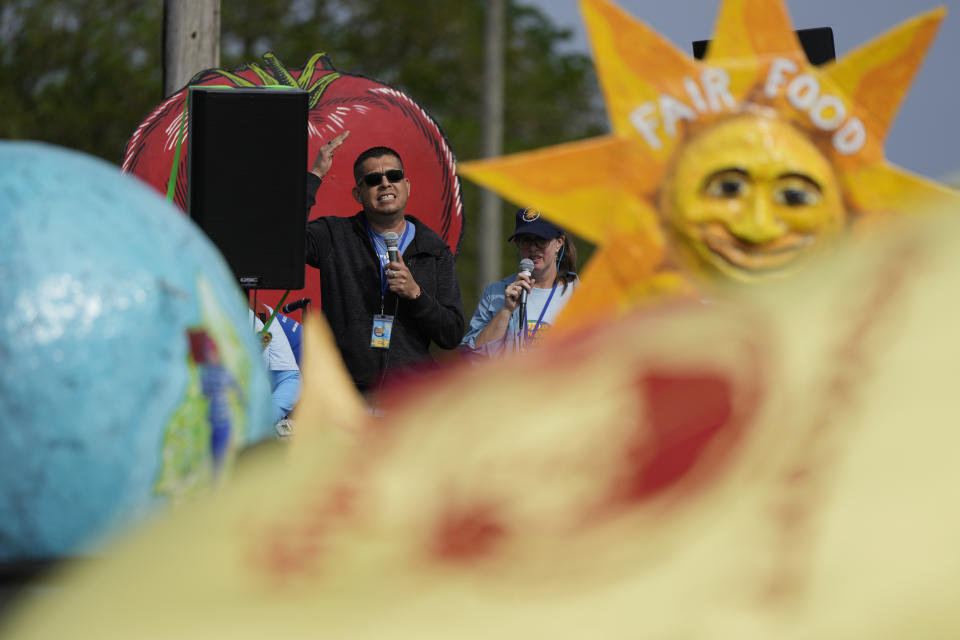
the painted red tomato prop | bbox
[122,52,464,317]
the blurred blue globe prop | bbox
[0,142,274,562]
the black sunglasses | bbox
[358,169,404,187]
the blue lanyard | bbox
[520,280,559,343]
[366,221,411,305]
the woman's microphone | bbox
[518,258,534,350]
[518,258,534,305]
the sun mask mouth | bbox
[697,222,815,273]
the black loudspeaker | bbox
[693,26,836,65]
[187,87,308,290]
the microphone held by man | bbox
[384,231,400,264]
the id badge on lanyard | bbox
[371,314,393,349]
[370,267,395,349]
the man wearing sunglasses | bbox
[302,131,464,394]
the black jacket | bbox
[304,174,464,391]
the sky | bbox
[523,0,960,182]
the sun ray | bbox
[291,316,367,443]
[580,0,700,153]
[705,0,803,100]
[554,240,694,333]
[459,136,662,244]
[824,9,945,144]
[843,163,960,220]
[708,0,802,63]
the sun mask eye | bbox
[774,174,823,207]
[703,169,750,199]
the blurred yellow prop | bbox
[290,317,368,442]
[6,206,960,637]
[459,0,960,330]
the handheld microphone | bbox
[282,298,311,314]
[518,258,534,305]
[384,231,400,263]
[518,258,534,351]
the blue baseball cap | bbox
[507,207,564,241]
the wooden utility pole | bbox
[163,0,220,97]
[479,0,505,290]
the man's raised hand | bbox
[310,130,351,179]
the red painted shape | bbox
[432,504,506,562]
[616,370,748,503]
[186,328,218,364]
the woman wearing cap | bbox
[461,207,578,358]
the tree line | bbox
[1,0,605,310]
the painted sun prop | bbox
[459,0,960,329]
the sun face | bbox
[458,0,960,331]
[662,113,846,282]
